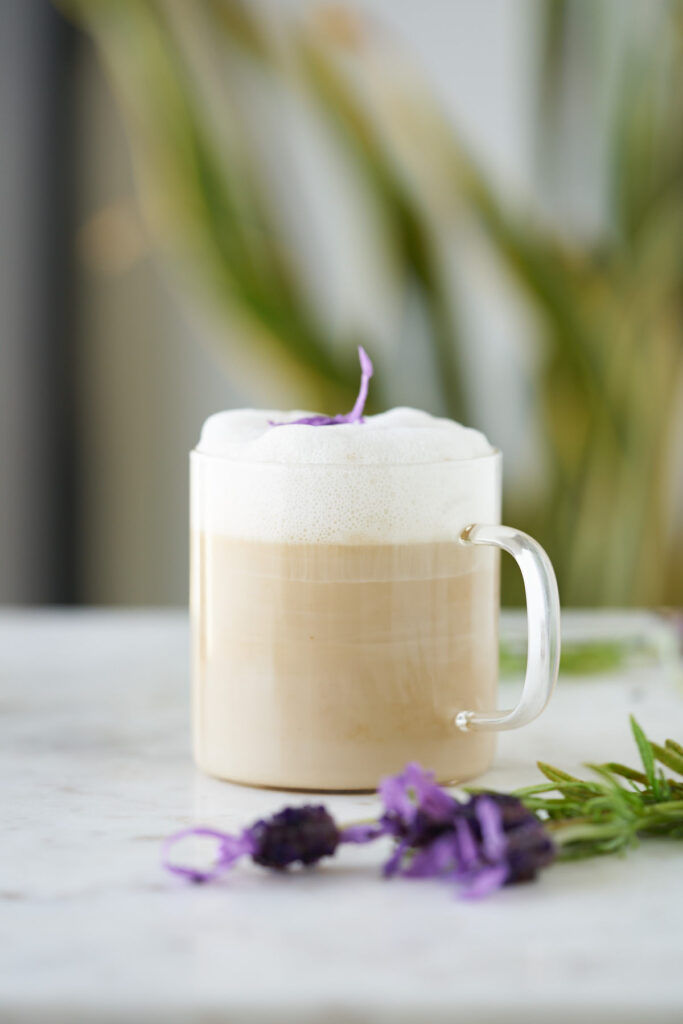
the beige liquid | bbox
[192,533,500,791]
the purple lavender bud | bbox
[247,805,340,870]
[467,792,555,885]
[376,763,555,894]
[478,793,555,883]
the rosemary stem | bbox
[550,822,626,845]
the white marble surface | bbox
[2,609,683,1023]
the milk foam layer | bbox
[192,407,499,544]
[197,407,493,464]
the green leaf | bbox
[536,762,584,785]
[603,762,648,785]
[630,715,661,796]
[585,763,641,801]
[507,782,558,797]
[643,800,683,817]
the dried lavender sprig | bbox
[163,764,554,898]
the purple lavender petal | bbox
[378,766,421,821]
[345,345,373,422]
[417,783,458,822]
[378,762,437,822]
[162,827,253,883]
[269,346,374,428]
[268,413,339,427]
[382,839,410,878]
[474,795,508,862]
[377,777,411,820]
[460,864,509,900]
[378,762,460,858]
[454,816,479,871]
[401,834,460,878]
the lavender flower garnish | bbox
[269,346,373,427]
[162,765,554,897]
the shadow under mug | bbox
[190,449,560,791]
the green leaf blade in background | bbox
[64,0,683,607]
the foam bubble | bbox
[192,408,499,543]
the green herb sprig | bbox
[513,716,683,861]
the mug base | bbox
[193,745,496,793]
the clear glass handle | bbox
[455,524,560,732]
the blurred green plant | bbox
[66,0,683,606]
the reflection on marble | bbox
[1,610,682,1023]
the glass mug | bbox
[191,448,560,790]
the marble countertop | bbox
[2,609,683,1023]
